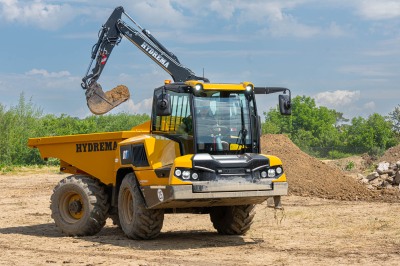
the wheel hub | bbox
[68,200,83,214]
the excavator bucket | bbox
[86,82,130,115]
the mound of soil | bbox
[379,144,400,163]
[260,134,399,202]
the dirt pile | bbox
[105,84,130,102]
[379,144,400,163]
[260,134,399,202]
[87,83,130,115]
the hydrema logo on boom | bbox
[141,42,170,68]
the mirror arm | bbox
[254,87,290,96]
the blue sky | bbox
[0,0,399,119]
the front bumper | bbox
[141,181,288,209]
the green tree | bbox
[344,113,397,156]
[84,113,150,132]
[389,104,400,134]
[0,93,43,166]
[263,96,341,156]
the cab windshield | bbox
[193,91,252,154]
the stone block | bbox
[393,171,400,185]
[366,172,379,181]
[376,162,390,174]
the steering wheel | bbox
[210,124,230,135]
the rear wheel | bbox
[50,175,109,236]
[118,173,164,240]
[210,205,255,235]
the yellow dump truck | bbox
[28,7,292,240]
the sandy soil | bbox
[1,172,399,266]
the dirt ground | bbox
[1,172,399,266]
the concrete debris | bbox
[366,172,379,181]
[359,161,400,190]
[376,162,390,174]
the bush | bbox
[0,93,150,166]
[345,161,355,171]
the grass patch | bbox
[0,165,60,175]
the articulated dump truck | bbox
[28,7,292,240]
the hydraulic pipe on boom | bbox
[82,6,208,115]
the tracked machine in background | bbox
[28,6,292,240]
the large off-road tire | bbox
[50,175,109,236]
[118,173,164,240]
[210,205,256,235]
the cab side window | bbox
[152,91,191,134]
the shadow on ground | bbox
[0,223,261,250]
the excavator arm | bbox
[82,6,208,114]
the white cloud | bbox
[363,101,375,109]
[26,69,71,78]
[355,0,400,20]
[314,90,361,107]
[209,0,236,19]
[0,0,77,30]
[120,97,153,114]
[175,0,344,38]
[338,64,396,77]
[210,1,321,38]
[266,13,321,38]
[124,0,190,28]
[327,22,347,37]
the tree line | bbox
[0,94,149,167]
[263,96,400,158]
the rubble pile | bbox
[357,161,400,190]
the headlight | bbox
[268,169,276,178]
[182,170,191,180]
[175,169,182,177]
[174,168,201,181]
[245,84,253,92]
[195,83,203,91]
[276,167,282,174]
[260,171,267,178]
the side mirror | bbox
[156,93,172,116]
[279,94,291,115]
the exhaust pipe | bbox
[85,82,130,115]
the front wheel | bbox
[118,173,164,240]
[210,205,255,235]
[50,175,109,236]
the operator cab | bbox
[151,81,265,156]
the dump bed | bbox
[28,122,150,185]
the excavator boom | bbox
[82,6,208,114]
